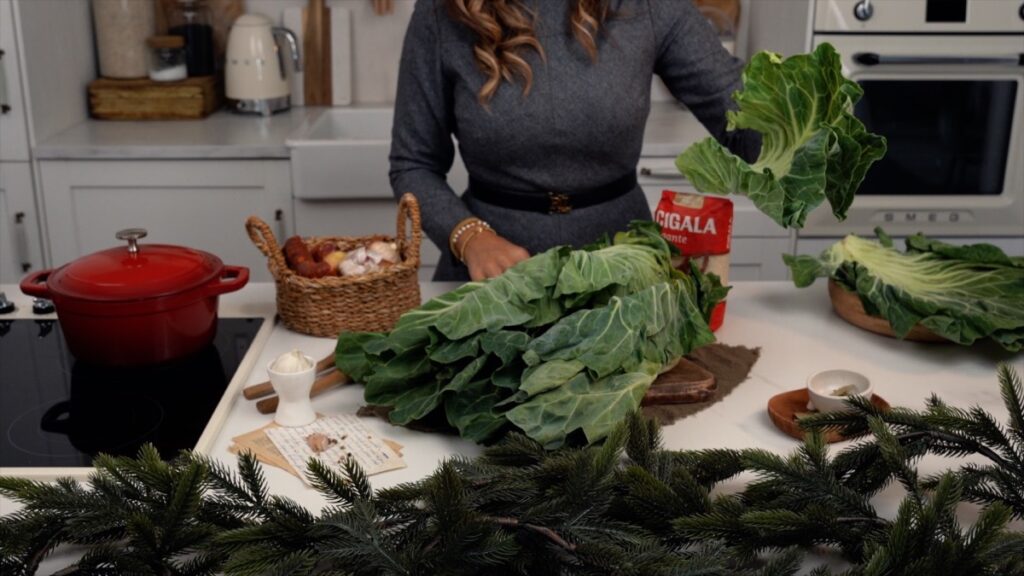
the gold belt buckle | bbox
[548,192,572,214]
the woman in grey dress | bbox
[390,0,760,281]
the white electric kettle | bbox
[225,14,300,115]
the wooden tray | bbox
[768,388,890,443]
[641,358,716,406]
[88,77,221,120]
[828,279,947,343]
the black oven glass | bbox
[854,80,1017,196]
[0,317,263,468]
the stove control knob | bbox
[1019,2,1024,20]
[32,298,55,315]
[0,292,14,315]
[854,0,874,21]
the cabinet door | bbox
[295,198,441,281]
[0,162,43,284]
[0,0,31,161]
[729,238,792,281]
[39,160,292,281]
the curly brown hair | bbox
[446,0,611,104]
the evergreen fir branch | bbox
[3,368,1024,575]
[997,363,1024,448]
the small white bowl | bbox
[807,369,873,413]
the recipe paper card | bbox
[265,415,406,485]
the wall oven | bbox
[802,0,1024,239]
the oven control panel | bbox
[814,0,1024,32]
[872,210,974,226]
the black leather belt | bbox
[468,173,638,214]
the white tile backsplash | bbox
[246,0,413,104]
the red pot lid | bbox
[48,229,223,302]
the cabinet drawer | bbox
[39,160,292,281]
[0,162,42,284]
[638,157,789,238]
[729,238,792,281]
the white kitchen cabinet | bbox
[0,0,30,161]
[38,160,292,281]
[0,162,43,284]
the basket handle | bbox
[246,215,288,275]
[396,193,422,268]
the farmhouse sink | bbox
[287,107,469,201]
[287,107,395,200]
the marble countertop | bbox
[32,102,704,160]
[32,108,326,160]
[2,281,1022,574]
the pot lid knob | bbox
[115,228,148,254]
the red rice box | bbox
[654,190,733,331]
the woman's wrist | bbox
[449,217,494,262]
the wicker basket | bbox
[246,193,422,337]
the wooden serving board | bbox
[89,76,220,120]
[641,358,717,406]
[768,388,891,443]
[828,279,947,343]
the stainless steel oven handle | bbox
[853,53,1023,67]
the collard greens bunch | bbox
[336,222,727,448]
[785,229,1024,351]
[676,43,887,229]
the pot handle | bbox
[20,268,53,298]
[205,266,250,297]
[40,401,71,435]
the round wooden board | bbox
[827,279,948,343]
[768,388,891,443]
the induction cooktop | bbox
[0,317,265,470]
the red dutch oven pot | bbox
[20,228,249,366]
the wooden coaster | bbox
[641,358,717,406]
[767,388,891,443]
[828,279,947,343]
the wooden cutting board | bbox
[641,358,717,406]
[303,0,333,105]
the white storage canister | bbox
[92,0,156,79]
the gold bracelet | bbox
[449,217,483,256]
[449,218,492,260]
[455,225,494,263]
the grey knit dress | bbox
[389,0,759,281]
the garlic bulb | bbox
[272,349,312,373]
[368,241,399,263]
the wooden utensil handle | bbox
[242,353,336,399]
[256,369,349,414]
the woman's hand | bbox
[461,231,530,280]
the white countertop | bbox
[31,101,704,160]
[6,281,1019,572]
[32,108,324,160]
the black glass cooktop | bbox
[0,318,263,468]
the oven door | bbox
[803,34,1024,237]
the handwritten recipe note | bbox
[266,415,406,485]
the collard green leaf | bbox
[337,222,725,447]
[784,232,1024,351]
[675,43,886,229]
[505,369,657,449]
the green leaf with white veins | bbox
[506,369,657,449]
[676,43,886,229]
[784,231,1024,351]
